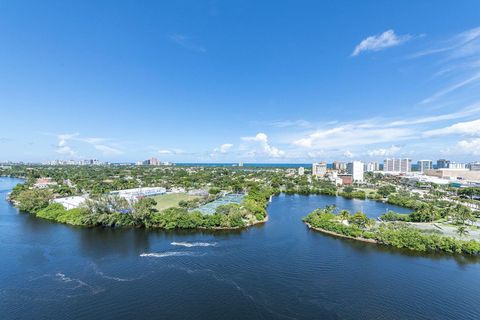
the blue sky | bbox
[1,1,480,163]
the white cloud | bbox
[241,133,285,158]
[352,29,412,56]
[158,150,173,155]
[168,34,206,53]
[343,150,354,158]
[213,143,233,154]
[52,133,124,158]
[424,119,480,137]
[458,138,480,155]
[55,145,75,156]
[55,133,79,156]
[367,145,401,157]
[57,133,78,147]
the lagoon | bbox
[1,177,480,319]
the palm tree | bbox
[456,226,469,238]
[339,210,350,222]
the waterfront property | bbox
[52,196,87,210]
[110,187,166,202]
[3,180,480,320]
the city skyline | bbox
[1,1,480,163]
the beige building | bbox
[424,168,480,181]
[312,162,327,177]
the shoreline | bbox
[305,222,378,244]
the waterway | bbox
[1,177,479,319]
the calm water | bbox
[1,176,480,320]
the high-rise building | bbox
[417,160,432,172]
[332,161,347,172]
[312,162,327,177]
[437,159,450,169]
[347,161,364,182]
[365,161,380,172]
[149,157,161,166]
[384,158,411,173]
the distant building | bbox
[332,161,347,172]
[238,162,244,167]
[338,174,353,185]
[417,160,433,172]
[33,177,57,189]
[448,162,465,169]
[425,168,480,182]
[111,187,166,203]
[298,167,305,176]
[53,196,87,210]
[44,159,105,166]
[312,162,327,178]
[468,162,480,171]
[365,161,380,172]
[347,161,364,182]
[384,158,411,173]
[149,157,161,166]
[436,159,450,169]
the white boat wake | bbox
[171,241,217,248]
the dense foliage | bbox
[304,207,480,255]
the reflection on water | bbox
[1,177,480,320]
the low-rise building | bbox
[424,168,480,181]
[338,174,353,185]
[33,177,57,189]
[298,167,305,176]
[110,187,166,202]
[53,196,87,210]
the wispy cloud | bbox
[293,124,414,149]
[411,26,480,59]
[168,34,206,53]
[93,144,123,156]
[421,73,480,104]
[267,120,312,128]
[52,133,124,157]
[352,29,412,56]
[411,26,480,106]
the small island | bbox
[304,205,480,255]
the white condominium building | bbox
[365,161,380,172]
[347,161,364,182]
[384,158,411,173]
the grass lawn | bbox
[152,193,200,211]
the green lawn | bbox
[152,193,200,211]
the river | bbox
[1,177,480,319]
